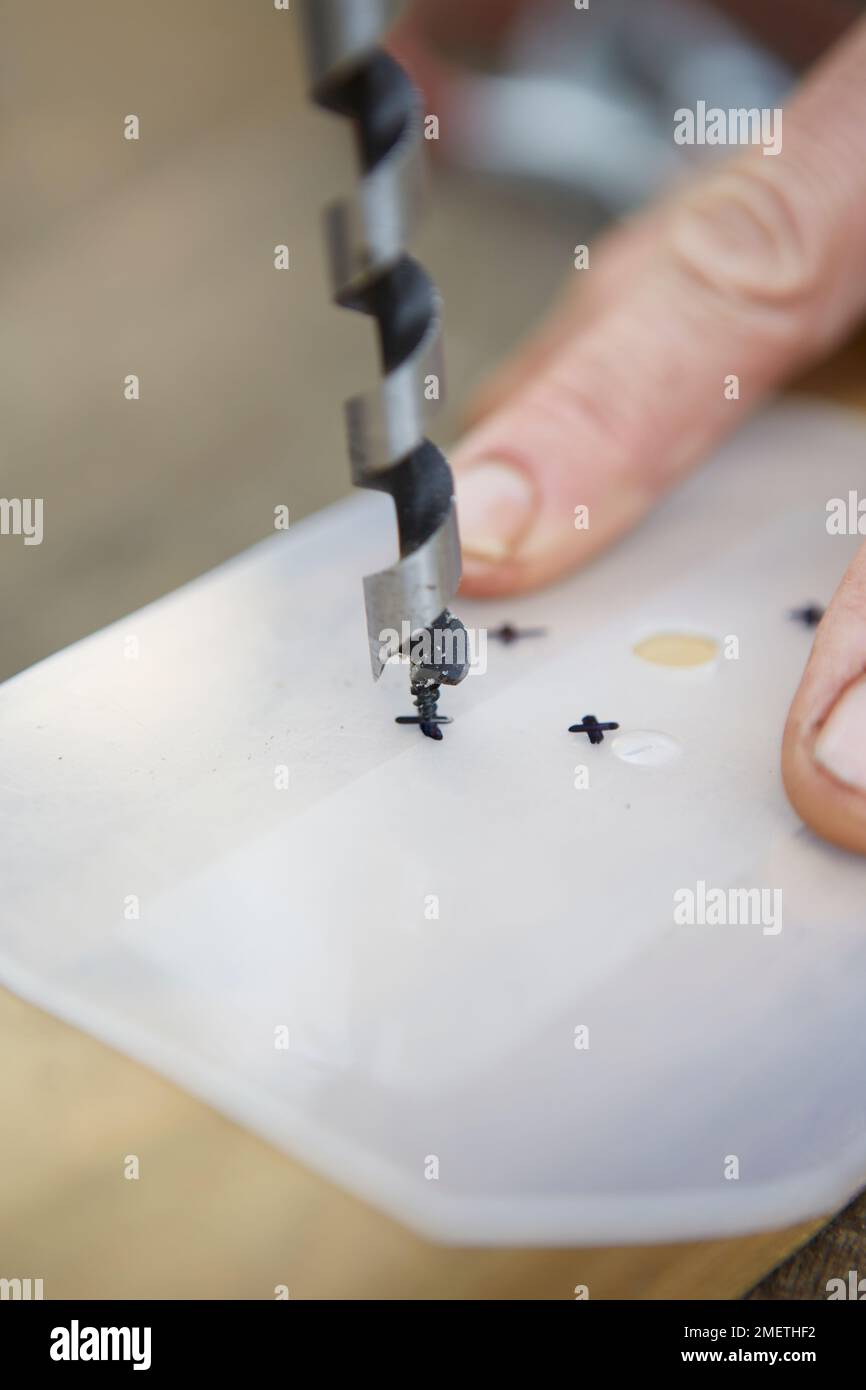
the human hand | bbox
[405,12,866,851]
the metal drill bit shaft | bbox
[299,0,466,702]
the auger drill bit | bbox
[300,0,470,738]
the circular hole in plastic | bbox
[611,729,683,768]
[633,632,718,668]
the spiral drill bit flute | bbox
[300,0,469,739]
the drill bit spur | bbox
[300,0,469,738]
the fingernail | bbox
[455,459,536,563]
[814,675,866,792]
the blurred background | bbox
[3,0,862,685]
[2,0,573,682]
[2,0,865,1298]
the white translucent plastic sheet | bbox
[3,400,866,1244]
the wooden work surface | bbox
[2,0,865,1299]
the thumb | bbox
[452,18,866,597]
[783,539,866,854]
[783,536,866,850]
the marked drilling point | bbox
[569,714,619,745]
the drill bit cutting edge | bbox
[300,0,469,739]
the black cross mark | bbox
[489,623,547,645]
[789,605,825,627]
[568,714,619,744]
[395,714,452,740]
